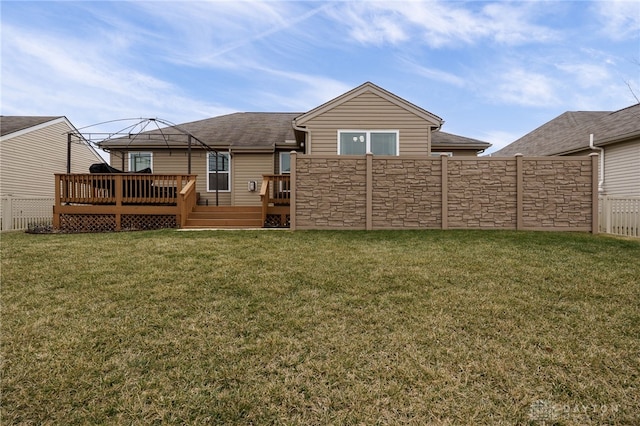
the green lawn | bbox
[2,230,639,425]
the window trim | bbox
[337,130,399,156]
[279,152,291,174]
[207,152,231,193]
[128,151,153,172]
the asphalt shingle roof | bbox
[100,112,491,152]
[493,103,640,156]
[0,116,62,137]
[432,131,491,149]
[99,113,301,150]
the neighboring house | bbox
[1,116,104,198]
[493,104,640,196]
[99,82,491,206]
[1,116,105,230]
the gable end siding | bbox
[1,121,101,197]
[305,92,432,155]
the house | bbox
[1,116,104,230]
[98,82,491,207]
[492,104,640,196]
[55,82,602,233]
[1,116,104,197]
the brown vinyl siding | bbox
[232,153,274,205]
[113,149,232,206]
[304,92,432,156]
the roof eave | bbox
[595,130,640,147]
[432,143,492,151]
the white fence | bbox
[1,196,54,231]
[599,196,640,238]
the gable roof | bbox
[432,131,491,151]
[493,103,640,156]
[99,112,301,151]
[98,83,492,153]
[592,103,640,146]
[294,81,444,128]
[0,116,63,138]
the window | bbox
[207,152,230,192]
[338,130,399,155]
[279,152,291,174]
[128,152,152,171]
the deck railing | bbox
[53,174,197,231]
[600,195,640,238]
[55,173,194,205]
[260,174,290,227]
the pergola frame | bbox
[65,118,224,205]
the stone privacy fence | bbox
[290,153,599,233]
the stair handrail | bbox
[178,179,197,228]
[260,176,271,226]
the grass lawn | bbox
[1,229,639,425]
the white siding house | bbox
[1,116,104,230]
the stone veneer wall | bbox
[291,153,598,232]
[447,159,518,229]
[522,159,594,229]
[371,159,442,229]
[294,157,367,228]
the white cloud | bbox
[493,68,560,107]
[246,68,354,111]
[126,1,327,69]
[401,59,466,87]
[555,63,611,88]
[0,24,230,129]
[327,1,560,48]
[593,0,640,41]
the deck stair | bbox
[183,206,264,229]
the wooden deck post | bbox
[114,174,122,231]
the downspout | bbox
[292,119,309,154]
[589,134,604,193]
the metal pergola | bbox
[66,117,224,205]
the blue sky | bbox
[2,1,639,154]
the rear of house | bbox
[52,82,603,234]
[98,82,491,208]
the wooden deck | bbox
[53,173,290,231]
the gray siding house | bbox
[493,104,640,196]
